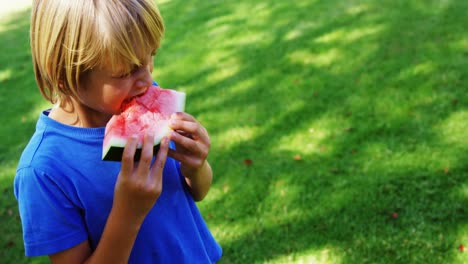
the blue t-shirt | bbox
[14,110,222,263]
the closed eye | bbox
[113,66,140,79]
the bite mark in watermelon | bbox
[102,85,185,161]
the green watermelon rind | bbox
[102,142,161,162]
[102,127,169,161]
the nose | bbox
[134,64,153,90]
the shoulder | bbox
[17,111,65,170]
[14,165,64,205]
[14,165,89,257]
[17,110,104,171]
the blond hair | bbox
[30,0,165,107]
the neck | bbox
[49,99,112,128]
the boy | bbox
[14,0,222,263]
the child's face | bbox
[77,53,154,119]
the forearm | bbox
[182,160,213,201]
[84,134,167,263]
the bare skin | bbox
[169,112,213,201]
[48,54,214,263]
[51,134,170,264]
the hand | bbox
[168,112,211,173]
[168,112,213,201]
[113,133,169,224]
[53,136,170,264]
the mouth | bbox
[121,88,150,110]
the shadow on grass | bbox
[157,0,467,263]
[0,0,466,263]
[0,8,50,264]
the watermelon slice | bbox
[102,85,186,161]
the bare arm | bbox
[181,160,213,201]
[50,134,170,263]
[49,241,90,264]
[169,112,213,201]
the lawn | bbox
[0,0,467,263]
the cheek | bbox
[100,87,128,113]
[101,81,138,111]
[79,84,127,114]
[79,71,133,114]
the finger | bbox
[171,112,195,122]
[172,127,210,155]
[167,147,188,163]
[171,120,210,144]
[135,133,155,176]
[169,130,198,151]
[170,112,210,141]
[149,136,169,185]
[120,135,138,177]
[168,148,204,169]
[168,131,209,163]
[174,130,194,139]
[169,119,199,134]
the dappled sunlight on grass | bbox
[288,48,341,67]
[398,61,436,79]
[435,110,468,145]
[224,78,256,97]
[216,126,259,150]
[450,37,467,50]
[156,0,172,4]
[0,162,17,183]
[1,0,467,263]
[0,20,23,33]
[346,3,370,16]
[315,25,384,44]
[202,2,277,48]
[458,185,467,200]
[0,7,55,262]
[271,247,343,264]
[275,116,333,156]
[284,21,318,41]
[358,142,451,173]
[307,183,358,217]
[0,68,12,82]
[453,226,468,262]
[232,2,271,25]
[208,217,259,247]
[206,21,230,38]
[27,101,54,119]
[207,177,354,261]
[234,30,273,47]
[205,57,240,84]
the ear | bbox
[58,80,65,90]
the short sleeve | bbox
[14,167,88,256]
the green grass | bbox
[1,0,467,263]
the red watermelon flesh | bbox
[102,85,185,161]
